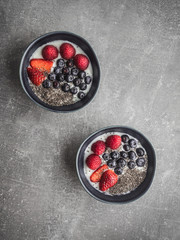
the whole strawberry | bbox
[99,170,118,191]
[106,135,121,150]
[60,43,76,60]
[27,67,46,86]
[86,154,101,170]
[42,45,58,60]
[91,140,106,155]
[90,164,108,182]
[74,54,89,70]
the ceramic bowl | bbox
[76,126,156,203]
[19,31,100,112]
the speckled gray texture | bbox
[0,0,180,239]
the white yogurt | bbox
[29,40,93,103]
[84,132,148,195]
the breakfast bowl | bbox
[19,31,100,112]
[76,126,156,203]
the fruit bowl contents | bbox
[27,40,93,106]
[84,132,148,195]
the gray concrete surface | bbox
[0,0,180,239]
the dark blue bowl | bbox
[19,31,100,112]
[76,126,156,203]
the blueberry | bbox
[57,58,65,68]
[136,158,145,167]
[56,58,65,68]
[71,67,79,76]
[128,161,136,169]
[85,76,92,84]
[78,91,85,99]
[79,83,87,90]
[116,158,126,168]
[123,144,130,151]
[114,167,123,175]
[128,139,137,148]
[110,151,120,159]
[53,81,60,89]
[62,67,71,75]
[66,59,74,68]
[65,74,74,82]
[102,153,110,161]
[121,135,129,143]
[73,78,81,86]
[54,67,62,75]
[136,148,145,157]
[61,83,70,92]
[56,73,64,82]
[48,73,56,81]
[128,151,137,160]
[120,151,128,159]
[70,87,78,95]
[107,159,116,168]
[42,79,51,88]
[78,71,86,79]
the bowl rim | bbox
[19,31,101,113]
[76,125,156,204]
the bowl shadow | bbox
[52,134,85,191]
[6,41,29,93]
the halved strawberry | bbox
[30,59,53,73]
[99,170,118,191]
[27,67,46,86]
[90,164,108,182]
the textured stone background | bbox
[0,0,180,239]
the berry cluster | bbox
[42,58,92,100]
[102,135,146,175]
[27,42,91,100]
[86,135,121,191]
[86,134,146,192]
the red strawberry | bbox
[42,45,58,60]
[99,170,118,191]
[90,164,108,182]
[60,43,76,60]
[27,67,46,86]
[30,59,53,73]
[91,140,106,155]
[74,54,89,70]
[106,135,121,150]
[86,154,101,170]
